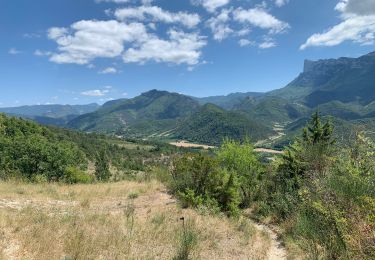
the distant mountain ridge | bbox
[0,104,99,118]
[0,104,100,126]
[68,89,201,133]
[3,51,375,146]
[67,90,273,144]
[270,51,375,107]
[193,92,264,110]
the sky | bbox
[1,0,375,107]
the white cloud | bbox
[301,0,375,49]
[99,67,118,74]
[48,20,148,64]
[34,49,52,56]
[8,48,21,55]
[81,89,110,96]
[335,0,375,16]
[236,28,251,36]
[275,0,289,8]
[192,0,231,13]
[114,6,200,28]
[238,39,255,47]
[123,30,207,65]
[233,7,290,34]
[259,39,276,49]
[206,9,233,41]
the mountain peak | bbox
[363,51,375,57]
[141,89,170,98]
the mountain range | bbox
[0,104,99,126]
[2,51,375,146]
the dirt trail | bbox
[252,222,286,260]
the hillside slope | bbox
[175,103,273,145]
[68,90,200,133]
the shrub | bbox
[217,139,264,207]
[170,153,241,216]
[64,166,92,184]
[173,219,198,260]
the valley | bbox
[1,49,374,260]
[2,0,375,259]
[3,52,375,149]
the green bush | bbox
[170,153,241,216]
[63,166,92,184]
[217,139,264,207]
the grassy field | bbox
[0,180,274,260]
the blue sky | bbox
[1,0,375,107]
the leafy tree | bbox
[217,139,264,207]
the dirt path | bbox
[252,222,286,260]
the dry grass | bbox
[0,180,272,260]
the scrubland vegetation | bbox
[0,180,274,259]
[0,112,374,259]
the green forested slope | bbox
[175,104,273,145]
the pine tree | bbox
[95,150,111,181]
[302,111,335,146]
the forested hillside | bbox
[68,89,200,133]
[175,103,273,145]
[0,114,179,183]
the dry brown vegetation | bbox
[0,180,275,260]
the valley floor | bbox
[0,180,286,260]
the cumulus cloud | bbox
[99,67,118,74]
[233,8,290,34]
[301,0,375,49]
[48,20,148,64]
[238,39,255,47]
[259,39,276,49]
[114,6,200,28]
[275,0,289,7]
[192,0,231,13]
[335,0,375,16]
[206,9,233,41]
[47,18,206,66]
[123,30,207,65]
[81,89,110,96]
